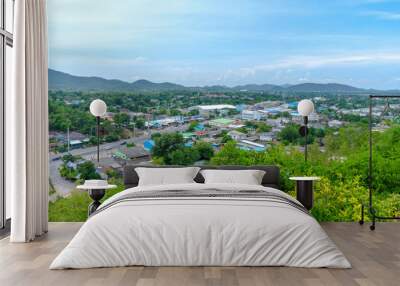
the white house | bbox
[228,130,247,141]
[259,132,274,142]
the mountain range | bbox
[49,69,385,93]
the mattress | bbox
[50,183,351,269]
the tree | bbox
[101,120,114,136]
[105,133,119,142]
[134,118,145,129]
[151,132,162,140]
[278,124,301,144]
[236,127,248,134]
[89,136,98,145]
[168,147,200,165]
[62,153,76,163]
[221,134,233,144]
[77,161,101,180]
[228,109,239,116]
[169,109,182,116]
[210,141,252,165]
[314,128,325,138]
[59,164,78,181]
[256,122,272,133]
[245,121,255,128]
[194,141,214,160]
[113,113,130,128]
[188,109,199,116]
[152,133,185,164]
[187,121,198,132]
[106,168,120,179]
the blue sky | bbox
[48,0,400,89]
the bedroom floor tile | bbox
[0,222,399,286]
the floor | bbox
[0,222,399,286]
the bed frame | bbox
[123,165,280,189]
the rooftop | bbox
[209,118,234,125]
[197,104,236,110]
[240,139,265,148]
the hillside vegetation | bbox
[49,124,400,222]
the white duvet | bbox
[50,183,351,269]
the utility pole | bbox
[67,126,70,153]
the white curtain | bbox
[8,0,49,242]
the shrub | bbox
[169,147,200,166]
[211,133,400,222]
[194,141,214,160]
[49,180,123,222]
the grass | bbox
[48,184,124,222]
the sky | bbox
[48,0,400,89]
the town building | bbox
[235,104,247,112]
[259,132,275,142]
[291,111,319,123]
[208,118,235,128]
[238,140,266,152]
[146,116,184,128]
[114,146,150,162]
[69,140,84,149]
[241,110,262,121]
[228,130,247,141]
[193,104,236,118]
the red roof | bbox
[195,131,207,136]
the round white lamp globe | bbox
[297,99,314,116]
[90,99,107,117]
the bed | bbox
[50,165,351,269]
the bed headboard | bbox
[123,165,280,189]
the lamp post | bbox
[90,99,107,162]
[297,99,314,162]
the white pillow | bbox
[136,167,200,186]
[200,169,265,185]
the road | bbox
[49,124,189,197]
[49,159,76,198]
[50,124,189,160]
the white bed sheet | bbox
[50,183,351,269]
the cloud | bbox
[362,10,400,20]
[297,77,310,82]
[237,52,400,76]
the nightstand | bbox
[289,177,320,210]
[77,180,117,216]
